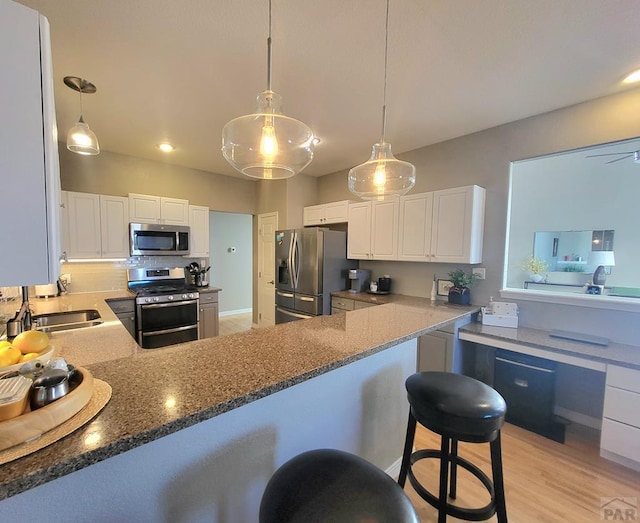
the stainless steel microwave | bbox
[129,223,190,256]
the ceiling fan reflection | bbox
[585,150,640,164]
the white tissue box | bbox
[481,302,519,328]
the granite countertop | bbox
[459,323,640,370]
[0,293,476,499]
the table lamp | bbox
[590,251,615,286]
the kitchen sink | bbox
[32,309,103,333]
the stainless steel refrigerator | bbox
[275,228,357,323]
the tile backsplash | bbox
[61,256,208,293]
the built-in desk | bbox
[459,323,640,472]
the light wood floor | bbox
[404,422,640,522]
[218,312,253,337]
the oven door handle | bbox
[140,299,199,309]
[143,324,199,337]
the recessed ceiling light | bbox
[157,142,175,152]
[622,69,640,84]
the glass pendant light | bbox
[64,76,100,155]
[222,0,314,179]
[348,0,415,200]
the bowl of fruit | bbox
[0,330,54,376]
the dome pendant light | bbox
[222,0,315,179]
[348,0,415,200]
[64,76,100,156]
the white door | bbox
[258,212,278,327]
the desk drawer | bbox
[601,418,640,461]
[604,386,640,427]
[607,365,640,394]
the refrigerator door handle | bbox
[287,230,295,289]
[291,231,300,289]
[299,296,314,302]
[277,291,294,298]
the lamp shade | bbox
[348,142,416,200]
[66,117,99,155]
[589,250,615,267]
[222,90,314,180]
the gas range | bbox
[127,267,199,304]
[127,267,201,349]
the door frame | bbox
[257,211,278,327]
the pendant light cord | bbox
[267,0,272,92]
[380,0,390,144]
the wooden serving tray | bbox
[0,367,94,452]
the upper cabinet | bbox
[189,205,210,258]
[430,185,485,264]
[0,4,61,285]
[347,199,399,260]
[350,185,485,264]
[303,200,353,226]
[129,193,189,225]
[64,191,129,259]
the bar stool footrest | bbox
[407,449,497,521]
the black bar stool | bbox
[260,448,420,523]
[398,371,508,522]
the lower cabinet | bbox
[106,298,136,340]
[418,329,454,372]
[199,291,219,339]
[601,365,640,468]
[331,296,375,314]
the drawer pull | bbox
[514,378,529,388]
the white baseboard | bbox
[554,406,602,430]
[385,455,404,480]
[219,308,252,317]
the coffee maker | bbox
[348,269,370,293]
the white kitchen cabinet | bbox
[347,199,398,260]
[129,193,189,225]
[189,205,210,258]
[600,365,640,469]
[303,200,353,226]
[65,191,129,259]
[431,185,485,263]
[0,3,61,286]
[100,195,130,257]
[398,192,434,261]
[66,192,102,259]
[397,185,485,263]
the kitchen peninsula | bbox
[0,293,476,521]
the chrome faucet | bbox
[6,286,32,336]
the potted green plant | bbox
[447,269,479,305]
[521,256,548,283]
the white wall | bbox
[209,212,252,314]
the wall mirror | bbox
[501,136,640,311]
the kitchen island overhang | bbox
[0,298,477,519]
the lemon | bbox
[0,340,12,351]
[0,346,21,367]
[18,352,40,363]
[12,330,49,354]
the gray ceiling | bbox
[18,0,640,179]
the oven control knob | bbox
[145,298,152,303]
[167,295,174,301]
[182,294,187,299]
[153,297,160,302]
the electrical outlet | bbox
[472,268,486,280]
